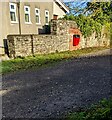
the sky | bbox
[63,0,92,15]
[63,0,92,10]
[63,0,91,2]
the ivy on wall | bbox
[61,14,103,38]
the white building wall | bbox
[53,2,66,19]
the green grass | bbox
[65,97,112,120]
[1,46,110,74]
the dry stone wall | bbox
[80,29,110,49]
[50,19,77,35]
[7,34,70,58]
[7,20,110,58]
[7,35,32,58]
[7,20,77,58]
[33,34,69,55]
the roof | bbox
[54,0,69,13]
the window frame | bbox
[35,8,41,25]
[9,3,18,23]
[24,5,31,24]
[45,10,49,25]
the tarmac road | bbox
[2,49,112,119]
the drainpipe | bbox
[17,0,21,35]
[31,35,34,56]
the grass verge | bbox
[1,46,110,74]
[65,97,112,120]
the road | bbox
[2,50,112,119]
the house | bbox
[0,0,69,55]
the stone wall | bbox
[7,35,32,58]
[7,20,110,58]
[69,28,110,51]
[33,35,69,54]
[7,20,77,58]
[7,34,70,58]
[50,19,77,35]
[80,28,110,49]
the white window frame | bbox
[24,6,31,24]
[9,3,18,23]
[45,10,49,25]
[35,8,41,25]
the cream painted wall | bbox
[0,1,53,54]
[0,2,3,54]
[33,2,53,34]
[20,2,53,34]
[0,0,67,54]
[0,2,20,54]
[53,2,66,18]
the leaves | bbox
[64,1,111,35]
[63,14,102,38]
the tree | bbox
[85,2,112,23]
[64,1,112,23]
[63,1,111,38]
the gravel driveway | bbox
[2,49,112,119]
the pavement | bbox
[2,49,112,119]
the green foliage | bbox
[86,2,112,23]
[66,97,112,120]
[103,22,111,39]
[63,2,111,38]
[63,14,102,38]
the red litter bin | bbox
[73,35,80,46]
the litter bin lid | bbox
[73,35,80,38]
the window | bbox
[9,3,17,23]
[24,6,31,23]
[35,8,40,24]
[45,10,49,25]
